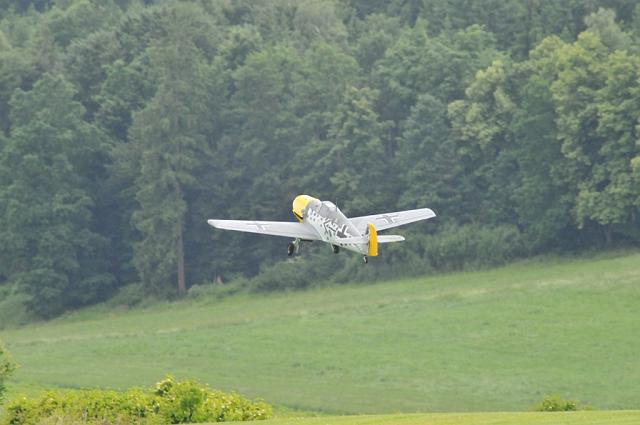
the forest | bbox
[0,0,639,318]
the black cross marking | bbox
[378,214,400,224]
[247,222,269,231]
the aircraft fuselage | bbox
[293,195,368,255]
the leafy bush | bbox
[1,375,272,424]
[106,283,152,308]
[249,246,346,292]
[153,376,272,423]
[0,341,15,405]
[0,286,33,330]
[186,281,243,301]
[3,389,161,425]
[534,395,590,411]
[421,224,527,271]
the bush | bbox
[422,224,527,271]
[0,341,16,405]
[186,281,242,301]
[1,375,272,425]
[153,376,272,423]
[249,246,345,292]
[0,286,33,330]
[106,283,150,308]
[534,395,589,411]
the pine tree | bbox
[130,4,218,294]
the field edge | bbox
[252,410,640,425]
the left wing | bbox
[349,208,436,233]
[207,219,320,240]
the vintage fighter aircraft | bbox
[207,195,436,263]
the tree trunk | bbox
[175,182,186,295]
[604,224,613,246]
[177,220,186,294]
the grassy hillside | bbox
[1,252,639,414]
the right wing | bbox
[349,208,436,233]
[207,219,320,240]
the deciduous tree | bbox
[0,74,112,317]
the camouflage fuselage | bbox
[301,199,368,255]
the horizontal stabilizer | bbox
[377,235,405,243]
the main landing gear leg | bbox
[332,244,340,254]
[287,239,301,256]
[363,256,368,264]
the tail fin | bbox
[367,223,378,257]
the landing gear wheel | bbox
[363,256,368,264]
[287,242,295,256]
[332,244,340,254]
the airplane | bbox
[207,195,436,263]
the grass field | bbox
[1,252,639,415]
[257,411,640,425]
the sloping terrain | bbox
[1,253,639,414]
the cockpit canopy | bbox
[323,201,337,211]
[318,200,342,220]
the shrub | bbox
[0,341,16,405]
[422,224,527,271]
[534,395,587,411]
[249,247,344,292]
[2,389,160,424]
[1,375,272,425]
[186,281,242,301]
[154,376,272,423]
[106,283,149,308]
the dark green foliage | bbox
[0,0,639,316]
[0,74,113,317]
[0,0,52,15]
[420,224,528,271]
[0,340,15,404]
[106,282,149,308]
[534,395,586,411]
[1,375,272,424]
[249,246,346,292]
[319,85,393,215]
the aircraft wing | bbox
[349,208,436,233]
[207,219,320,240]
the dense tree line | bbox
[0,0,638,318]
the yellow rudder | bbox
[367,223,378,257]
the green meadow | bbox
[1,252,639,415]
[259,411,640,425]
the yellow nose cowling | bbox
[292,195,316,221]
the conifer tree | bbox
[130,5,218,294]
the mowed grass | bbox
[1,252,639,414]
[256,411,640,425]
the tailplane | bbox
[377,235,405,243]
